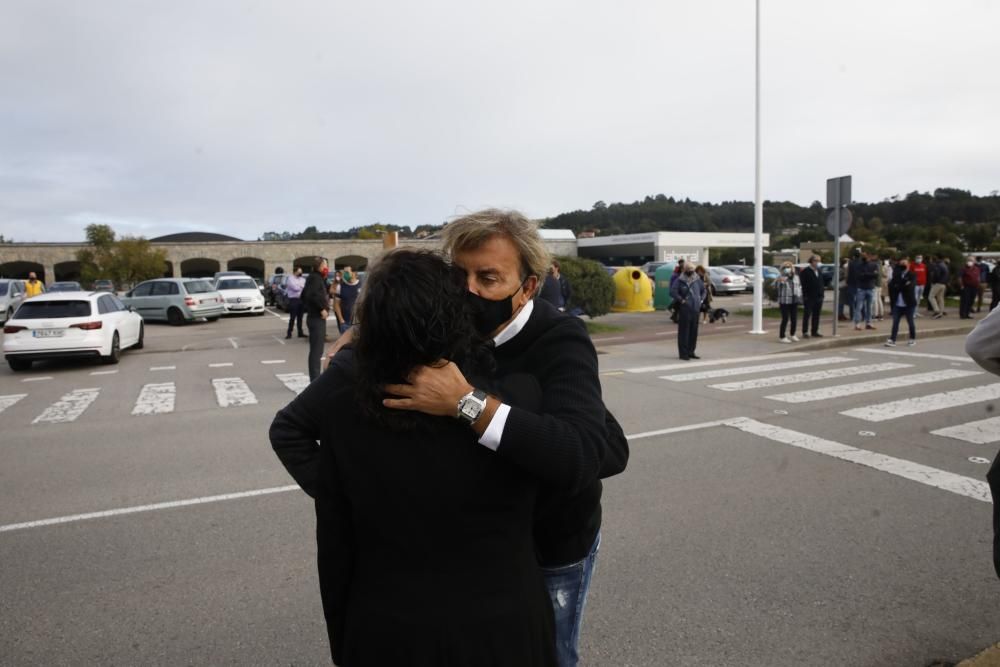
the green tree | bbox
[76,225,166,288]
[554,256,615,317]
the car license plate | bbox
[33,329,64,338]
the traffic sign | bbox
[826,208,853,237]
[826,176,852,209]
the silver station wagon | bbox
[121,278,225,325]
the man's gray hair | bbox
[441,209,551,286]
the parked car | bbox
[121,278,225,325]
[0,279,27,324]
[639,261,671,283]
[215,276,266,315]
[3,291,144,370]
[729,265,778,292]
[253,277,266,296]
[794,263,835,289]
[273,275,292,310]
[92,279,115,292]
[707,266,748,295]
[47,281,83,292]
[213,270,248,285]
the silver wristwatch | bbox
[456,389,488,424]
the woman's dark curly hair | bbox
[353,249,493,431]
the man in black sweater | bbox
[301,256,330,381]
[379,210,627,667]
[799,255,825,338]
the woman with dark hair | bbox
[271,249,556,666]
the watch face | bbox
[461,402,480,419]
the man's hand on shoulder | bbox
[383,361,474,418]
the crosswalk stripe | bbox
[842,382,1000,422]
[766,369,982,404]
[853,348,973,363]
[931,416,1000,445]
[623,353,809,374]
[726,417,991,503]
[0,393,28,415]
[661,356,851,382]
[276,373,310,395]
[132,383,176,416]
[212,377,258,408]
[32,388,101,424]
[709,362,913,391]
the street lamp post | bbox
[750,0,765,334]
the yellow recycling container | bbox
[611,268,655,313]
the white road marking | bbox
[654,331,677,336]
[766,369,982,404]
[726,417,991,503]
[626,419,737,440]
[930,416,1000,445]
[32,388,101,424]
[592,336,625,342]
[227,337,239,349]
[150,365,176,371]
[22,376,53,382]
[624,353,809,374]
[265,307,288,321]
[90,370,118,376]
[261,359,286,365]
[132,382,176,416]
[212,377,258,407]
[0,484,300,533]
[661,356,851,382]
[710,362,913,391]
[272,336,286,345]
[842,383,1000,422]
[208,362,233,368]
[276,372,310,395]
[853,348,973,363]
[0,393,28,415]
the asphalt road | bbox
[1,309,997,666]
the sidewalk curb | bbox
[957,643,1000,666]
[768,325,974,354]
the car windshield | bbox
[0,280,8,293]
[217,278,258,291]
[712,267,736,275]
[184,280,215,294]
[50,283,81,291]
[15,300,92,318]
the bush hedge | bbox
[554,256,615,317]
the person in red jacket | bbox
[960,258,981,319]
[910,255,928,317]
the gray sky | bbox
[1,0,997,242]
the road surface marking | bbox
[208,362,233,368]
[842,383,1000,422]
[89,370,118,376]
[765,369,982,404]
[0,393,27,415]
[726,417,991,503]
[212,377,258,407]
[32,388,101,424]
[132,382,176,416]
[0,484,301,533]
[272,336,286,345]
[654,331,677,336]
[276,372,310,395]
[661,356,850,382]
[227,337,239,349]
[150,365,176,371]
[592,336,625,342]
[930,416,1000,445]
[710,362,913,391]
[261,359,286,365]
[627,419,738,440]
[22,376,53,382]
[265,307,288,321]
[853,348,973,363]
[624,353,809,374]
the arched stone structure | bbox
[334,254,368,271]
[180,257,221,278]
[0,260,45,281]
[163,261,174,278]
[227,257,265,280]
[54,260,82,282]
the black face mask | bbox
[467,279,529,336]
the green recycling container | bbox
[653,263,678,310]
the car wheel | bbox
[133,323,144,349]
[7,357,31,371]
[206,316,220,322]
[167,307,185,326]
[5,308,11,323]
[102,332,121,364]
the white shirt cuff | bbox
[477,403,511,452]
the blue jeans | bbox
[854,288,875,325]
[541,533,600,667]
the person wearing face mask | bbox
[885,257,917,347]
[352,209,627,667]
[910,255,927,316]
[334,266,362,334]
[775,261,803,343]
[283,267,307,339]
[302,256,331,381]
[959,258,980,319]
[799,256,824,339]
[670,262,706,359]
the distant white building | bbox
[577,231,770,266]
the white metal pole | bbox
[750,0,765,334]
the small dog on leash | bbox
[709,308,730,324]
